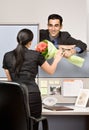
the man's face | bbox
[48,19,62,38]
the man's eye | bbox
[48,24,60,27]
[48,24,52,27]
[55,24,59,27]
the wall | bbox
[0,0,88,78]
[0,0,87,45]
[87,0,89,49]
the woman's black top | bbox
[3,47,46,92]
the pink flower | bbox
[35,42,48,52]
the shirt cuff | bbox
[75,47,82,53]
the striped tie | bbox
[52,40,58,48]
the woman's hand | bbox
[41,48,64,75]
[54,48,64,62]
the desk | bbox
[42,106,89,130]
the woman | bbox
[2,28,63,129]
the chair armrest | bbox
[29,116,49,130]
[30,116,47,122]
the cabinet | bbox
[42,106,89,130]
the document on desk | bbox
[62,80,83,97]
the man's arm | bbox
[61,32,87,53]
[59,45,76,58]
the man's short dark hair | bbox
[48,14,63,26]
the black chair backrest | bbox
[0,81,29,130]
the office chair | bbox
[0,81,48,130]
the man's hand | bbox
[59,45,76,58]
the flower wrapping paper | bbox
[67,55,85,67]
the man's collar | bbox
[49,34,59,41]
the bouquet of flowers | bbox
[35,40,85,67]
[35,40,58,60]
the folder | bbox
[43,105,73,111]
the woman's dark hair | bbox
[48,14,63,26]
[13,28,33,76]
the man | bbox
[40,14,87,58]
